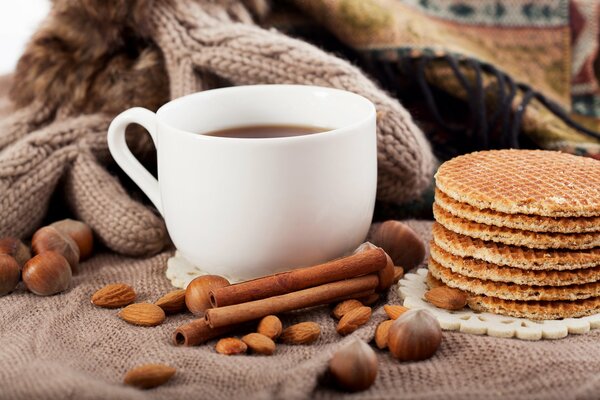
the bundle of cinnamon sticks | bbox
[174,244,395,346]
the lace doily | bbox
[398,268,600,340]
[166,251,244,289]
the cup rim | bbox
[155,84,376,143]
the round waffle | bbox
[428,258,600,301]
[431,223,600,270]
[430,241,600,286]
[433,204,600,250]
[434,149,600,217]
[467,295,600,320]
[435,188,600,233]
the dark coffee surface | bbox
[204,124,328,138]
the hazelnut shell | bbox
[370,221,425,269]
[388,309,442,361]
[185,275,230,316]
[329,339,378,392]
[0,254,21,296]
[0,237,31,268]
[32,226,80,273]
[22,251,72,296]
[50,219,93,260]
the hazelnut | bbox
[329,339,378,392]
[370,221,425,270]
[22,251,72,296]
[388,309,442,361]
[32,226,80,272]
[185,275,230,316]
[50,219,93,260]
[0,237,31,268]
[0,254,21,296]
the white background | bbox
[0,1,50,74]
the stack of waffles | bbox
[429,150,600,320]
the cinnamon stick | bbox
[205,274,379,328]
[172,318,237,346]
[354,242,395,291]
[210,248,387,307]
[333,289,376,304]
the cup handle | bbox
[107,107,162,215]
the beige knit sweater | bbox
[0,0,435,256]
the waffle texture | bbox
[467,295,600,320]
[432,223,600,270]
[429,258,600,301]
[435,149,600,217]
[431,150,600,319]
[434,204,600,250]
[435,188,600,233]
[427,271,600,320]
[430,241,600,286]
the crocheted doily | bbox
[166,251,244,288]
[398,268,600,340]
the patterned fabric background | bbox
[571,1,600,122]
[270,0,600,160]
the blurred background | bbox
[0,0,49,74]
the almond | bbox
[280,322,321,344]
[123,364,176,389]
[257,315,282,340]
[91,283,136,308]
[215,337,247,355]
[155,289,186,314]
[118,303,166,326]
[374,319,393,349]
[393,266,404,283]
[336,306,371,335]
[384,304,408,320]
[332,299,363,319]
[424,286,468,310]
[427,272,444,288]
[242,333,276,355]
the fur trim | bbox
[10,0,169,115]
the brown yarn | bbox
[64,150,168,256]
[0,0,435,255]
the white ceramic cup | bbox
[107,85,377,279]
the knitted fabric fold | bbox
[150,0,435,203]
[1,0,435,256]
[64,151,168,256]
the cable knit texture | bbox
[0,0,434,255]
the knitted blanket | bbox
[3,2,600,399]
[2,220,600,400]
